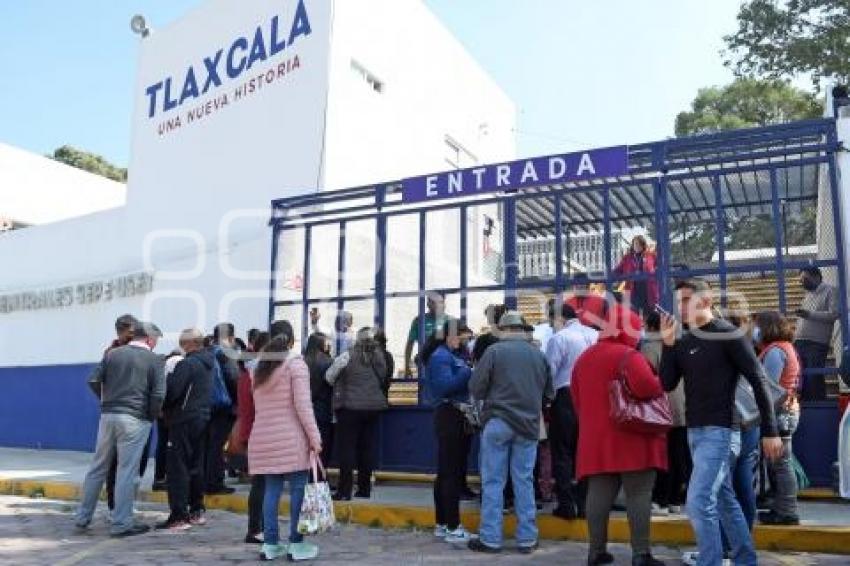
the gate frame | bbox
[269,118,849,392]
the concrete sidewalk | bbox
[1,447,849,554]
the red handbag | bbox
[609,350,673,434]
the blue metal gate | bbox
[269,118,848,483]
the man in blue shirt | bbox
[545,302,598,520]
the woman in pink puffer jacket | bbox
[249,331,322,561]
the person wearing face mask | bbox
[794,266,839,400]
[421,320,475,545]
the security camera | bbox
[130,14,150,38]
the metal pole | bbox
[417,211,427,405]
[770,170,788,312]
[459,205,468,324]
[336,221,346,355]
[301,225,312,346]
[602,187,612,291]
[827,149,850,371]
[375,186,387,330]
[268,222,280,331]
[713,175,727,308]
[554,193,564,292]
[503,196,518,310]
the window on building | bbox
[350,60,384,94]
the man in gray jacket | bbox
[468,312,554,555]
[794,266,839,400]
[76,321,165,537]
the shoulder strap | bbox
[616,348,637,380]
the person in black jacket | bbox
[205,322,240,495]
[304,332,334,473]
[660,279,782,566]
[157,329,215,530]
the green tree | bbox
[50,145,127,183]
[724,0,850,89]
[674,78,821,137]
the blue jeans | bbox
[686,427,756,566]
[263,471,308,545]
[76,414,151,534]
[479,418,538,549]
[732,425,760,530]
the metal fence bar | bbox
[301,225,312,345]
[336,221,347,355]
[712,174,727,307]
[268,223,281,331]
[826,148,850,363]
[553,192,564,291]
[459,205,468,323]
[769,168,788,311]
[504,196,518,310]
[417,211,427,404]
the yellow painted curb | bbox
[2,479,849,554]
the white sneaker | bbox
[434,524,447,538]
[682,550,730,566]
[651,503,669,516]
[444,526,476,544]
[260,543,287,561]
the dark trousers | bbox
[317,420,335,475]
[652,426,691,507]
[433,404,466,529]
[459,433,472,492]
[205,410,235,491]
[154,418,169,482]
[587,470,656,558]
[248,474,265,535]
[166,418,207,520]
[549,387,584,512]
[794,339,830,400]
[106,427,152,510]
[335,408,379,498]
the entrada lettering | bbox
[402,146,629,204]
[144,0,311,118]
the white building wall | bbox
[0,143,126,226]
[0,0,516,367]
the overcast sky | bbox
[0,0,743,166]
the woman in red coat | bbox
[613,235,659,315]
[571,304,667,566]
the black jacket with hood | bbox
[163,349,215,426]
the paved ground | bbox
[1,496,849,565]
[2,448,849,527]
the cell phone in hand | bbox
[654,304,673,319]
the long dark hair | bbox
[253,336,292,389]
[304,332,329,362]
[420,320,453,365]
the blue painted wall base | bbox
[1,364,836,486]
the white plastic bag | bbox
[298,453,336,535]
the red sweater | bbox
[571,306,667,479]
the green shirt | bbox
[408,313,450,344]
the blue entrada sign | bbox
[401,145,629,204]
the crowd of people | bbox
[71,251,842,564]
